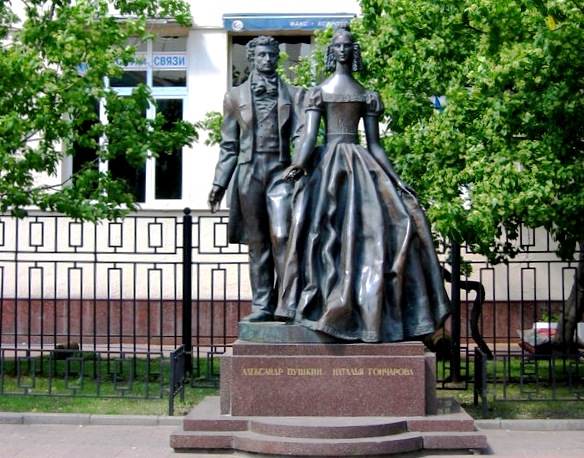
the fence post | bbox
[169,345,186,416]
[473,347,488,418]
[450,241,462,382]
[182,208,193,376]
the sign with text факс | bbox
[222,13,356,32]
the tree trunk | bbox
[552,241,584,350]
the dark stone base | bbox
[170,396,488,456]
[238,321,339,343]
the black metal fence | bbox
[0,210,581,414]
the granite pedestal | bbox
[171,323,487,456]
[221,339,435,417]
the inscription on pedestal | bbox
[224,347,428,417]
[241,367,415,377]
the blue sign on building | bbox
[223,13,356,32]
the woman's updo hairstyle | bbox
[324,24,363,73]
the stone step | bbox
[182,396,248,432]
[171,426,488,456]
[232,429,424,456]
[248,416,408,439]
[169,429,233,451]
[182,415,248,432]
[171,396,488,456]
[422,431,488,451]
[181,396,478,434]
[408,412,478,432]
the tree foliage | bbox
[352,0,583,263]
[0,0,197,220]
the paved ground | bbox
[1,413,584,457]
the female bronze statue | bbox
[275,26,451,343]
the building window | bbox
[72,103,100,177]
[154,98,183,200]
[69,35,188,207]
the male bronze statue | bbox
[208,36,305,322]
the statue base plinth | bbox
[221,337,434,417]
[171,323,487,455]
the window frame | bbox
[67,36,189,210]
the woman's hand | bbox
[283,164,306,182]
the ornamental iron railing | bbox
[0,210,581,414]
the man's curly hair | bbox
[246,36,281,64]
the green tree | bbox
[353,0,583,345]
[0,0,198,220]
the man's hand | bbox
[208,185,226,213]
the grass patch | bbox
[1,350,583,419]
[0,350,221,416]
[0,387,218,416]
[453,389,584,419]
[445,353,584,419]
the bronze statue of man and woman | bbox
[209,26,451,343]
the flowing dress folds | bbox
[275,88,451,343]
